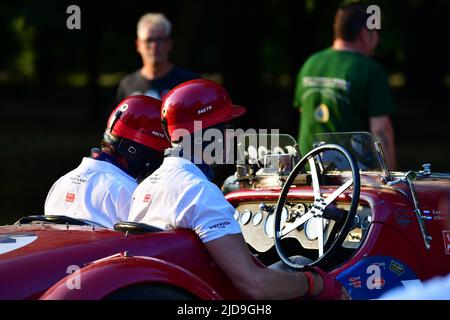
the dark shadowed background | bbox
[1,0,449,224]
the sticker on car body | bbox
[443,231,450,255]
[336,256,419,300]
[0,233,38,255]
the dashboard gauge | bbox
[233,209,240,221]
[252,211,263,226]
[362,215,372,228]
[280,207,289,228]
[264,214,275,238]
[240,209,252,225]
[304,217,327,241]
[264,207,289,238]
[295,203,307,216]
[353,215,360,227]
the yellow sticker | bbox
[314,103,329,123]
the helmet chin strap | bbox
[106,138,161,180]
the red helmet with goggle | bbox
[104,95,170,179]
[161,79,246,141]
[106,95,170,153]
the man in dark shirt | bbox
[115,13,199,104]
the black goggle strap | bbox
[109,110,123,133]
[161,117,172,143]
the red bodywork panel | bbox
[1,176,449,300]
[0,225,243,300]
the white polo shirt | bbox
[129,157,242,243]
[45,157,137,229]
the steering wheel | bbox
[274,144,361,270]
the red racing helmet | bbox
[106,95,170,153]
[161,79,246,140]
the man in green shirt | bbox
[294,3,396,170]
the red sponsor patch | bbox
[143,194,152,203]
[65,192,75,203]
[348,276,362,288]
[443,231,450,254]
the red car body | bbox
[0,225,243,300]
[1,132,449,300]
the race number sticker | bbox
[0,233,38,255]
[366,264,385,289]
[443,231,450,254]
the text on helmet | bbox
[152,131,165,138]
[198,105,213,115]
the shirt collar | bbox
[79,157,135,183]
[162,156,213,181]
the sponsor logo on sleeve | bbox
[208,221,231,230]
[65,192,75,203]
[143,194,152,203]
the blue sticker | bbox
[336,256,419,300]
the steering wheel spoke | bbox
[279,209,314,237]
[317,217,324,257]
[308,157,322,201]
[323,178,353,206]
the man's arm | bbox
[204,233,354,300]
[205,234,317,299]
[370,115,396,170]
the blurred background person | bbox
[293,2,397,170]
[115,13,199,104]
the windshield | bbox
[236,133,300,176]
[235,131,386,178]
[312,132,386,172]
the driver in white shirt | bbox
[129,79,350,300]
[45,95,170,228]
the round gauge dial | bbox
[264,207,288,238]
[304,217,327,241]
[353,215,360,227]
[362,215,372,228]
[252,211,263,226]
[295,203,307,216]
[240,209,252,225]
[233,209,240,221]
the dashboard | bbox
[233,201,372,253]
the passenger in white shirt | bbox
[129,79,350,300]
[45,95,170,229]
